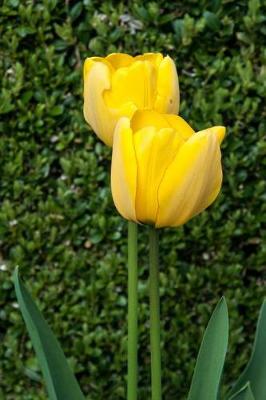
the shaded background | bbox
[0,0,265,399]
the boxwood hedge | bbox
[0,0,265,399]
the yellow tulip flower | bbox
[111,110,225,228]
[83,53,179,146]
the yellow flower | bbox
[83,53,179,147]
[111,110,225,228]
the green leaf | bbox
[172,19,184,42]
[227,300,266,399]
[50,105,64,116]
[229,383,255,400]
[203,11,221,31]
[0,89,15,114]
[69,2,83,21]
[187,297,229,400]
[14,268,85,400]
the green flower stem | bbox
[149,226,162,400]
[127,221,138,400]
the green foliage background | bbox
[0,0,265,399]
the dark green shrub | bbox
[0,0,265,398]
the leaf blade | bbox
[14,268,85,400]
[227,300,266,399]
[187,297,229,400]
[229,383,255,400]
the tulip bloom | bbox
[111,111,225,227]
[83,53,179,146]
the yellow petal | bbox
[130,110,193,142]
[83,61,116,146]
[164,114,195,140]
[111,118,138,221]
[83,57,113,78]
[198,126,226,144]
[134,53,163,68]
[104,60,157,110]
[155,56,180,114]
[106,53,134,69]
[134,127,184,223]
[156,131,222,227]
[130,110,170,132]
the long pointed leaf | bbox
[229,383,255,400]
[14,268,85,400]
[187,297,229,400]
[227,300,266,399]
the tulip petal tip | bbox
[215,126,226,144]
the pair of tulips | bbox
[83,53,225,227]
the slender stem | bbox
[149,226,162,400]
[127,221,138,400]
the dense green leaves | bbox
[0,0,265,399]
[187,298,229,400]
[14,268,85,400]
[227,301,266,399]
